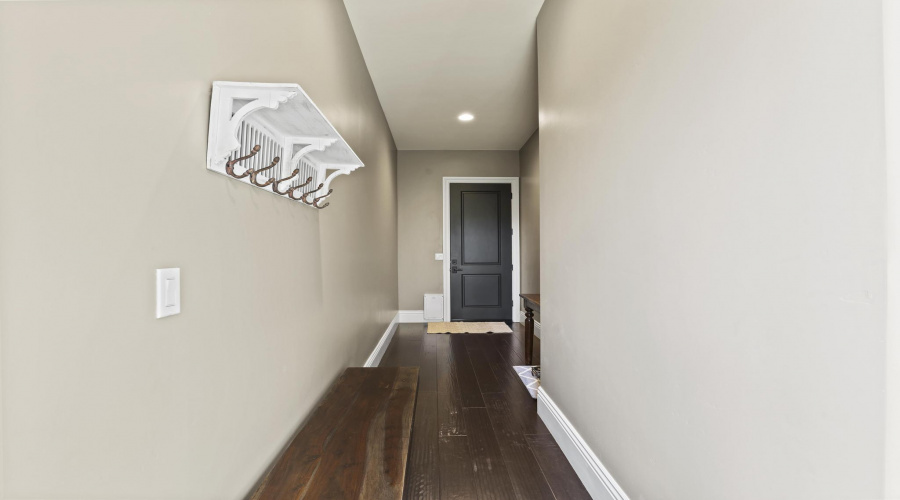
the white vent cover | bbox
[424,294,444,321]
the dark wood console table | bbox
[520,293,540,365]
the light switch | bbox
[164,279,177,307]
[156,268,181,318]
[435,253,444,261]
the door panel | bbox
[461,192,501,264]
[450,183,512,321]
[462,274,502,307]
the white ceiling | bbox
[343,0,544,151]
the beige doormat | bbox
[427,322,513,334]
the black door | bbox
[449,183,513,322]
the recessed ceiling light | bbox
[458,112,474,122]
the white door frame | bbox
[442,177,521,323]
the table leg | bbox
[524,306,534,365]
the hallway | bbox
[379,324,589,500]
[0,1,894,498]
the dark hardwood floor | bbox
[379,323,590,500]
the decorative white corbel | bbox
[286,136,339,170]
[207,83,297,167]
[320,163,364,193]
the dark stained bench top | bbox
[250,367,419,500]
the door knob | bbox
[451,265,462,273]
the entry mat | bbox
[514,365,541,399]
[426,322,513,334]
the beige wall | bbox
[538,1,886,499]
[518,130,540,320]
[0,1,397,498]
[884,2,900,495]
[397,151,519,310]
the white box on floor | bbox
[424,294,443,321]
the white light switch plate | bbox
[435,253,444,261]
[156,268,181,318]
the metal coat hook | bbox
[249,157,281,187]
[287,177,315,201]
[271,169,301,195]
[311,189,333,209]
[225,145,261,179]
[300,183,325,204]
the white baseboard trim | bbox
[537,387,630,500]
[363,313,400,367]
[517,319,541,339]
[398,310,426,323]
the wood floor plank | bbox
[484,390,548,438]
[463,407,517,500]
[509,324,538,365]
[478,340,549,436]
[482,346,528,396]
[437,389,467,437]
[397,323,428,341]
[482,393,556,500]
[404,391,439,500]
[419,347,438,392]
[464,337,503,394]
[510,323,527,344]
[450,336,485,408]
[380,338,403,367]
[437,338,467,436]
[436,335,453,394]
[468,336,527,398]
[489,334,526,367]
[505,326,526,349]
[526,434,593,500]
[423,330,440,351]
[438,435,478,500]
[397,340,425,368]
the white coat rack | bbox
[206,82,364,209]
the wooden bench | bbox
[250,367,419,500]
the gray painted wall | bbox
[537,0,886,498]
[0,1,397,497]
[519,130,540,321]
